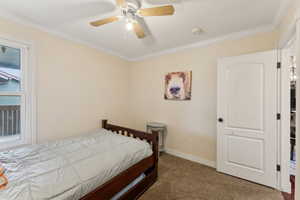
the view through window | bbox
[0,44,21,140]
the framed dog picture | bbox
[164,71,192,100]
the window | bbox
[0,38,35,150]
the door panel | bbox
[217,50,277,188]
[227,135,264,170]
[227,63,264,130]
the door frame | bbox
[279,38,295,193]
[278,9,299,193]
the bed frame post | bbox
[102,119,108,129]
[151,130,159,179]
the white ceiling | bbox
[0,0,288,60]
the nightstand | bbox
[146,122,167,153]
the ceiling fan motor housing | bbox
[121,0,141,20]
[126,0,141,10]
[90,0,175,39]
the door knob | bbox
[218,118,224,123]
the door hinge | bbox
[277,113,281,120]
[277,62,281,69]
[277,164,281,172]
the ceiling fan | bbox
[90,0,175,39]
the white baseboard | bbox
[165,148,216,168]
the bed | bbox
[0,120,159,200]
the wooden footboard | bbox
[80,120,159,200]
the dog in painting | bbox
[165,72,187,100]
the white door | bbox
[217,50,278,188]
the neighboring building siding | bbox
[0,79,19,91]
[0,80,20,105]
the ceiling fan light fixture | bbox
[126,21,133,30]
[90,0,175,39]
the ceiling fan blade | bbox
[90,16,119,27]
[138,5,175,17]
[116,0,126,7]
[133,22,146,39]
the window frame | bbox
[0,37,36,150]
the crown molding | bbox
[278,2,300,48]
[297,5,300,21]
[0,6,282,63]
[130,0,292,62]
[273,0,293,27]
[129,24,275,62]
[0,9,129,61]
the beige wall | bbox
[128,31,279,163]
[0,17,130,142]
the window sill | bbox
[0,135,29,151]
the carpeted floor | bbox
[140,154,283,200]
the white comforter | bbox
[0,129,152,200]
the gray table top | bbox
[146,122,167,128]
